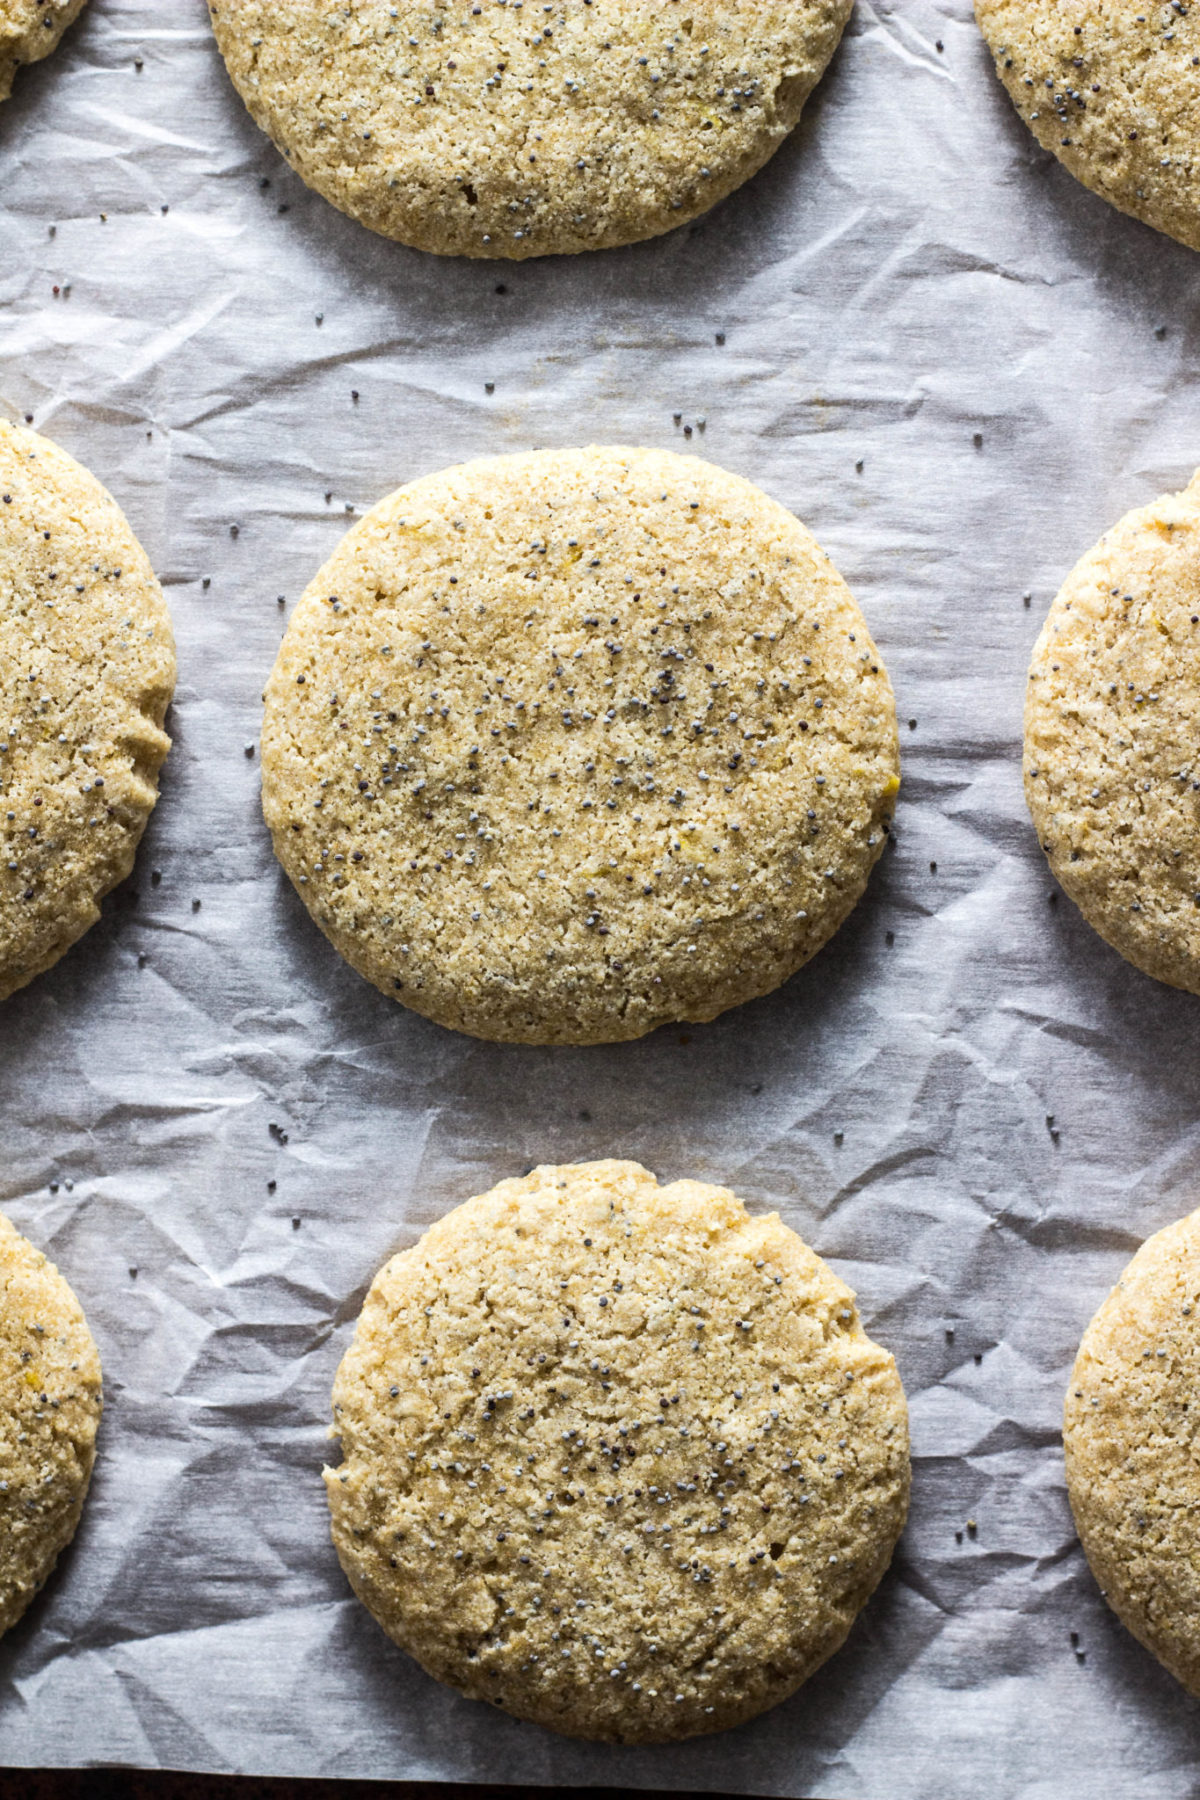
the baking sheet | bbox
[1,1,1200,1793]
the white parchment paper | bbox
[2,2,1200,1793]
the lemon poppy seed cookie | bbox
[207,1,852,259]
[326,1160,910,1743]
[976,1,1200,251]
[0,1211,102,1637]
[1,0,89,105]
[1025,470,1200,994]
[0,422,176,1002]
[1065,1208,1200,1696]
[261,446,899,1045]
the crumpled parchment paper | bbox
[1,3,1200,1795]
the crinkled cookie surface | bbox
[0,1210,102,1637]
[1066,1207,1200,1696]
[209,0,852,257]
[0,422,175,1002]
[976,0,1200,250]
[261,445,899,1044]
[1025,469,1200,993]
[1,0,88,105]
[327,1160,910,1742]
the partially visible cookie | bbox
[326,1160,910,1743]
[1024,470,1200,994]
[261,445,899,1045]
[208,1,852,259]
[1065,1208,1200,1695]
[0,1211,102,1636]
[0,422,175,1002]
[1,0,88,105]
[975,1,1200,251]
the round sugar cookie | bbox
[975,0,1200,251]
[0,1211,102,1637]
[1,0,89,104]
[207,1,853,259]
[326,1159,910,1743]
[260,445,900,1045]
[1066,1208,1200,1696]
[0,422,176,1002]
[1024,470,1200,994]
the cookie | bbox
[975,1,1200,251]
[207,1,852,259]
[326,1159,910,1743]
[1065,1208,1200,1695]
[1,0,88,104]
[1024,470,1200,994]
[261,446,899,1045]
[0,1211,102,1637]
[0,422,176,1002]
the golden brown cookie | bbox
[260,446,899,1044]
[1,0,88,105]
[0,421,176,1002]
[1066,1207,1200,1695]
[208,1,853,258]
[976,0,1200,251]
[326,1159,910,1742]
[1024,470,1200,994]
[0,1211,102,1637]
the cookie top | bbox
[262,447,899,1045]
[1065,1208,1200,1695]
[1024,470,1200,995]
[326,1159,910,1743]
[1,0,88,104]
[975,0,1200,251]
[0,422,175,1003]
[0,1211,102,1637]
[207,1,852,259]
